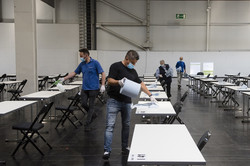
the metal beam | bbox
[97,25,146,50]
[99,0,144,24]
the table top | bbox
[212,81,236,87]
[128,124,206,165]
[224,86,250,92]
[242,76,250,80]
[146,85,164,91]
[242,92,250,96]
[0,101,37,115]
[143,78,157,82]
[144,81,161,86]
[134,101,176,116]
[20,91,62,100]
[199,78,218,82]
[48,85,80,91]
[139,92,168,100]
[0,80,22,85]
[68,81,82,85]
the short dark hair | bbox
[79,48,89,55]
[125,50,139,60]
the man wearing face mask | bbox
[102,50,157,160]
[60,48,106,132]
[155,60,173,101]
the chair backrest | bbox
[60,73,68,78]
[248,74,250,77]
[67,92,81,110]
[39,76,49,90]
[0,74,7,82]
[197,130,212,151]
[237,72,241,76]
[212,75,217,80]
[0,83,5,93]
[197,72,204,76]
[16,79,27,92]
[28,102,54,131]
[206,73,210,78]
[180,91,188,103]
[37,102,54,123]
[235,81,241,86]
[223,77,228,82]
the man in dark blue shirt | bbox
[61,48,106,131]
[175,56,186,89]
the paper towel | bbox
[120,79,141,98]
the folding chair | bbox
[55,92,83,129]
[67,94,86,116]
[162,91,187,124]
[11,102,54,156]
[38,76,49,91]
[0,74,7,82]
[7,79,27,100]
[197,130,212,151]
[206,73,210,78]
[162,102,184,124]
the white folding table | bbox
[134,101,175,116]
[139,92,168,101]
[146,85,164,91]
[68,81,82,85]
[128,124,206,165]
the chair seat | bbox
[55,105,77,111]
[7,89,23,93]
[12,122,44,131]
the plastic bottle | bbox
[53,80,66,92]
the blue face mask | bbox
[127,63,134,69]
[80,57,85,62]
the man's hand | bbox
[150,96,158,103]
[100,85,105,93]
[58,78,64,83]
[118,77,127,87]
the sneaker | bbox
[103,151,110,160]
[121,147,130,155]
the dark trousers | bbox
[166,81,171,98]
[81,90,99,124]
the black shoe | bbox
[121,147,130,155]
[167,98,171,101]
[103,151,110,160]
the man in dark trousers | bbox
[60,48,106,132]
[155,60,173,101]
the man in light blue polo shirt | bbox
[61,48,106,131]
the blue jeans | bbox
[104,98,131,152]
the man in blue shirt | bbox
[175,57,186,89]
[61,48,106,131]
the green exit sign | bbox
[176,14,186,19]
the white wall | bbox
[96,0,250,51]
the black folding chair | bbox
[11,102,54,156]
[0,74,7,82]
[7,79,27,100]
[55,92,83,129]
[67,94,86,116]
[38,76,49,91]
[197,130,212,151]
[197,72,204,76]
[206,73,210,78]
[162,91,188,124]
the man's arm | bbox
[141,82,152,97]
[101,72,106,86]
[63,72,77,81]
[108,78,119,86]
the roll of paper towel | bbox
[120,79,141,98]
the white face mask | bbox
[80,57,85,62]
